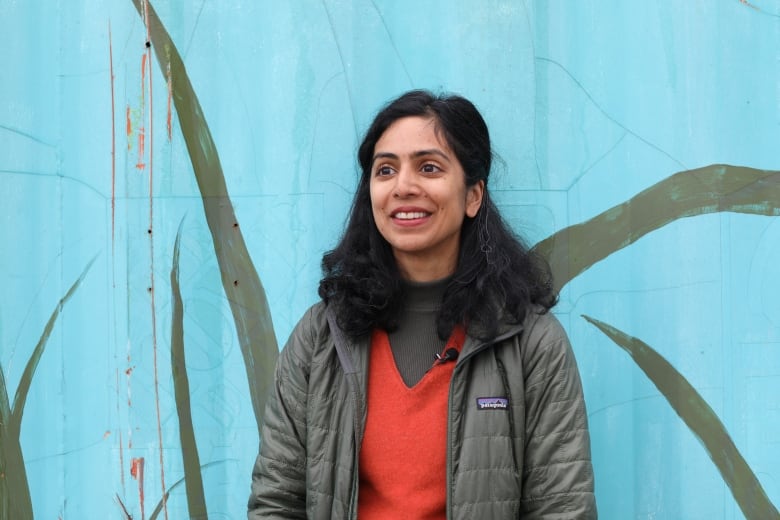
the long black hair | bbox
[318,90,556,340]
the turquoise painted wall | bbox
[1,1,779,518]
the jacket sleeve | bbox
[247,309,315,519]
[519,313,597,519]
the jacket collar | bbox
[461,318,524,360]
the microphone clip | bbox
[435,348,459,364]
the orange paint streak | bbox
[137,50,148,170]
[126,349,133,408]
[130,457,145,520]
[125,105,132,149]
[141,1,168,518]
[125,345,133,458]
[140,52,147,86]
[136,127,146,170]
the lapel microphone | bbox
[435,348,459,364]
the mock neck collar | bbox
[400,276,451,312]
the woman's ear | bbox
[465,180,485,218]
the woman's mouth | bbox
[393,211,430,220]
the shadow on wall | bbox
[1,1,778,519]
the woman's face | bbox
[369,116,484,281]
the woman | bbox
[248,90,596,519]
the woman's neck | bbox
[395,253,456,282]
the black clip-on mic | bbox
[435,348,459,364]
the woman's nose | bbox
[393,166,420,197]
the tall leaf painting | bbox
[130,0,279,433]
[533,165,780,519]
[0,259,95,519]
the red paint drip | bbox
[136,127,146,170]
[130,457,145,520]
[126,350,133,409]
[136,52,147,170]
[141,2,168,518]
[125,105,132,150]
[140,52,147,87]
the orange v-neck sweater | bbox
[358,325,465,519]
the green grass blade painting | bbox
[148,462,222,520]
[583,315,780,520]
[534,165,780,293]
[129,0,279,432]
[533,164,780,517]
[0,364,16,520]
[0,258,96,520]
[169,221,208,519]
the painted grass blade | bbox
[0,365,9,425]
[10,256,97,430]
[0,364,15,519]
[584,315,780,520]
[0,256,96,520]
[129,0,278,433]
[170,220,207,519]
[533,165,780,293]
[148,461,222,520]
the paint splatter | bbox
[136,53,147,170]
[130,457,145,520]
[136,126,145,170]
[126,105,132,150]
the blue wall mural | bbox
[1,1,779,518]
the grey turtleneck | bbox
[387,277,451,388]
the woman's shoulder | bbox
[518,307,578,372]
[521,305,566,337]
[280,301,330,360]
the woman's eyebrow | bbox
[372,152,399,164]
[412,149,449,160]
[371,149,449,165]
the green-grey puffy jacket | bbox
[248,302,596,519]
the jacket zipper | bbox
[349,382,363,520]
[445,326,523,519]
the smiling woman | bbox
[369,116,484,281]
[248,90,596,519]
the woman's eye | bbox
[421,163,440,174]
[376,166,394,176]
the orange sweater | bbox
[358,326,465,519]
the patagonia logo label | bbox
[476,397,509,410]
